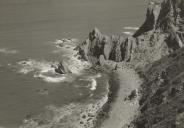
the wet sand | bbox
[100,68,142,128]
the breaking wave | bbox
[89,79,97,91]
[17,59,57,74]
[52,39,78,54]
[0,48,18,54]
[88,73,102,91]
[15,56,90,83]
[123,27,139,30]
[62,55,91,74]
[52,39,91,74]
[34,74,66,83]
[122,31,133,35]
[15,59,69,83]
[10,38,91,83]
[78,73,102,91]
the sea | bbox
[0,0,146,127]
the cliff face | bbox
[133,1,161,37]
[132,1,184,127]
[134,0,184,50]
[130,0,184,68]
[158,0,184,49]
[134,47,184,128]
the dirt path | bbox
[100,69,142,128]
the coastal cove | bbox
[1,0,184,128]
[0,0,146,127]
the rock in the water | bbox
[55,61,71,74]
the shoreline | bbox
[95,68,142,128]
[95,70,121,128]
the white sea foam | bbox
[53,39,78,53]
[87,74,101,91]
[89,79,97,91]
[122,31,134,35]
[17,59,56,74]
[15,57,89,83]
[14,38,91,83]
[0,48,18,54]
[53,38,91,74]
[61,55,91,74]
[34,74,66,83]
[124,27,139,30]
[54,39,78,44]
[79,74,101,91]
[90,73,102,79]
[16,59,68,83]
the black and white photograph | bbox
[0,0,184,128]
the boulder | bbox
[55,61,71,74]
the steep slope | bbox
[133,47,184,128]
[130,1,184,127]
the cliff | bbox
[131,1,184,128]
[134,0,184,50]
[131,0,184,69]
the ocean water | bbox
[0,0,146,127]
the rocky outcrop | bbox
[156,0,184,32]
[124,0,184,69]
[133,1,161,37]
[78,28,137,66]
[55,61,72,74]
[134,0,184,51]
[156,0,184,48]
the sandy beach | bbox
[100,68,142,128]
